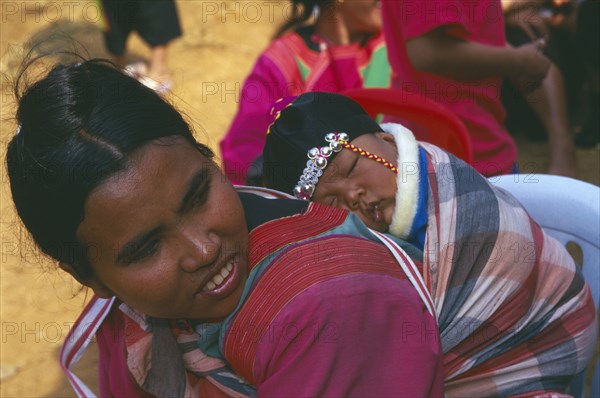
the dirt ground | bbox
[0,1,598,397]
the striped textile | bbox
[218,203,439,394]
[120,304,255,397]
[60,296,116,398]
[420,143,598,397]
[59,295,255,398]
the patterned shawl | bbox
[419,143,597,397]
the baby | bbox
[261,92,597,397]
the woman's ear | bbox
[58,262,114,298]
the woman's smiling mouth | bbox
[198,256,240,296]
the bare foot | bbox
[548,147,578,178]
[146,70,172,89]
[146,45,172,93]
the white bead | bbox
[301,183,314,196]
[315,157,327,169]
[321,146,332,157]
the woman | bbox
[262,92,598,397]
[220,0,390,184]
[7,60,443,397]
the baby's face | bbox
[76,137,249,321]
[313,132,398,232]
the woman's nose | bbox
[178,225,221,273]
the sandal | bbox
[137,75,173,95]
[124,62,147,79]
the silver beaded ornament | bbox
[293,131,348,200]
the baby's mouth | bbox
[367,201,383,224]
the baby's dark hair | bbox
[6,59,213,280]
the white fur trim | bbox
[381,123,420,239]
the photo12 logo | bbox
[2,1,103,24]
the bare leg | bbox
[525,63,577,177]
[147,45,170,82]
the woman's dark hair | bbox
[6,59,213,280]
[273,0,333,38]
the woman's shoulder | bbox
[241,211,424,336]
[247,202,348,266]
[224,231,424,384]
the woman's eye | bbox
[191,178,211,210]
[191,188,208,209]
[129,239,161,264]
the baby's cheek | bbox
[384,206,394,228]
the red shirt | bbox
[382,0,517,176]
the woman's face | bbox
[76,137,249,321]
[312,132,397,232]
[338,0,382,36]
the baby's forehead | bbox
[351,132,384,144]
[318,150,355,185]
[324,132,392,173]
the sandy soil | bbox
[0,1,598,397]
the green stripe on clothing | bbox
[361,46,391,88]
[295,57,311,82]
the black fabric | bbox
[296,25,320,52]
[239,192,308,232]
[576,0,600,68]
[263,92,382,195]
[101,0,182,55]
[245,155,265,187]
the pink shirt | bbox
[382,0,517,175]
[220,31,391,184]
